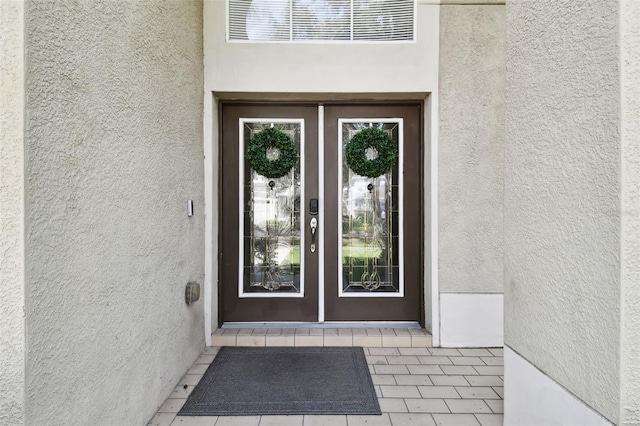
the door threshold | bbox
[221,321,421,329]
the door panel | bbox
[220,103,422,324]
[220,105,319,322]
[323,105,422,321]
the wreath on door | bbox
[247,127,297,179]
[346,127,397,178]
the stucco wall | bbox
[23,1,204,425]
[620,0,640,423]
[504,1,620,422]
[0,1,25,424]
[438,4,505,294]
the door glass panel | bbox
[338,120,403,297]
[239,120,304,297]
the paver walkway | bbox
[148,328,503,426]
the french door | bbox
[220,103,422,323]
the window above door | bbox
[227,0,415,42]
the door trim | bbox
[318,105,326,322]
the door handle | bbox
[310,217,318,253]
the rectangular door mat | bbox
[178,346,381,416]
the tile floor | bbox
[148,328,503,426]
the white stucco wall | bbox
[620,0,640,423]
[504,1,620,423]
[438,4,505,294]
[23,1,205,425]
[0,1,25,424]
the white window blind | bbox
[228,0,415,42]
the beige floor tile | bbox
[428,348,460,356]
[170,384,195,399]
[367,329,383,336]
[389,413,436,426]
[455,387,500,400]
[295,328,310,335]
[158,398,187,413]
[304,415,347,426]
[376,386,383,397]
[211,335,236,347]
[485,400,504,414]
[212,329,224,336]
[346,414,392,426]
[480,357,503,366]
[393,328,411,336]
[309,328,323,336]
[266,328,282,335]
[266,335,295,346]
[258,415,303,425]
[386,356,421,365]
[458,349,492,357]
[429,376,469,387]
[354,336,382,347]
[473,366,503,376]
[367,355,389,365]
[215,416,261,426]
[323,328,339,335]
[398,348,430,356]
[281,328,296,336]
[441,366,477,376]
[394,375,433,386]
[379,398,409,412]
[411,336,433,347]
[432,414,481,426]
[407,328,427,335]
[404,399,450,414]
[294,335,323,346]
[407,365,444,375]
[171,416,218,426]
[221,328,239,335]
[464,376,503,387]
[369,348,401,356]
[338,328,354,336]
[362,347,371,354]
[375,365,410,375]
[381,329,397,336]
[324,335,353,346]
[187,364,209,375]
[383,336,412,347]
[179,375,203,386]
[475,414,503,426]
[487,348,503,357]
[204,347,220,355]
[236,336,266,346]
[449,357,485,366]
[417,386,460,399]
[444,399,491,414]
[148,412,176,426]
[195,354,216,365]
[492,387,504,398]
[352,328,368,336]
[251,328,268,335]
[380,385,421,398]
[417,356,453,365]
[372,374,397,385]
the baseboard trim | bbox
[440,293,503,347]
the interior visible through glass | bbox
[242,122,302,294]
[341,122,400,294]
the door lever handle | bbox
[310,217,318,253]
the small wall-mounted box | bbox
[185,282,200,305]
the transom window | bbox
[228,0,415,42]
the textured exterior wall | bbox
[23,1,204,425]
[504,1,620,422]
[0,1,25,424]
[620,0,640,423]
[438,4,505,293]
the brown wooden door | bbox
[220,103,422,323]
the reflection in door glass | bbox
[241,122,302,294]
[341,122,401,295]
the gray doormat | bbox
[178,346,381,416]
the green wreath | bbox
[247,127,297,179]
[346,128,397,178]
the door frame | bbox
[203,94,438,344]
